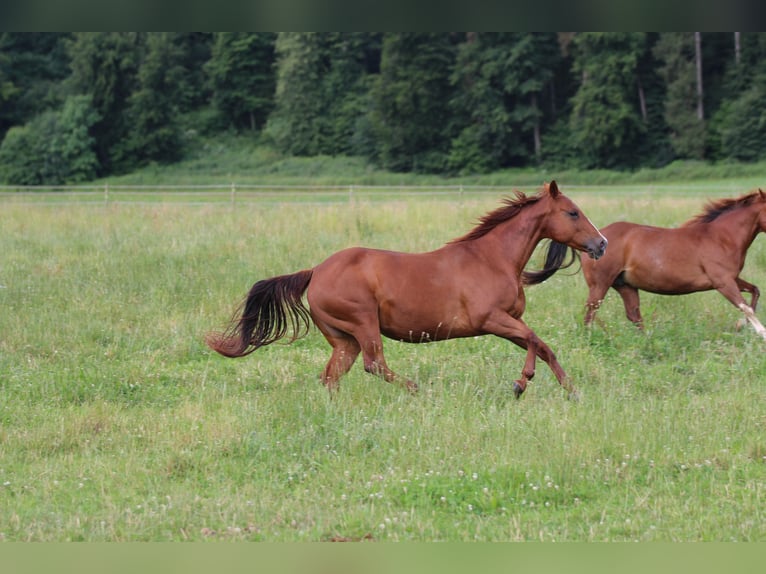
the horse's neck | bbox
[709,207,762,249]
[477,210,546,271]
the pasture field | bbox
[0,184,765,541]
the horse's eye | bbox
[568,210,579,218]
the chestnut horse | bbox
[582,189,766,340]
[207,181,607,398]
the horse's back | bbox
[601,220,664,239]
[308,246,424,304]
[593,221,686,259]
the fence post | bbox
[104,182,109,206]
[230,182,236,206]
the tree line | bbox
[1,32,765,185]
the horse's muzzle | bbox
[587,236,608,260]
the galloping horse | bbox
[207,181,607,398]
[582,189,766,340]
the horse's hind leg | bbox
[736,277,760,311]
[737,303,766,339]
[716,280,766,340]
[311,302,417,393]
[319,333,361,393]
[340,316,417,393]
[615,284,643,328]
[733,278,761,331]
[357,331,418,393]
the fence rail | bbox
[0,181,752,206]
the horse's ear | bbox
[547,180,560,198]
[759,188,765,200]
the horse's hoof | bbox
[567,389,580,402]
[513,382,525,399]
[405,381,419,395]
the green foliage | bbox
[448,33,514,174]
[0,124,40,184]
[66,32,144,174]
[6,33,766,181]
[370,33,457,173]
[716,87,766,161]
[0,33,70,137]
[569,33,649,169]
[318,33,382,156]
[205,32,276,132]
[0,95,99,184]
[266,33,379,157]
[448,33,561,174]
[712,34,766,162]
[653,33,706,160]
[119,33,186,165]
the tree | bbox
[205,33,276,131]
[318,33,382,156]
[266,33,380,157]
[568,33,649,169]
[265,33,331,156]
[715,34,766,161]
[174,32,214,112]
[448,33,560,174]
[653,33,706,160]
[0,33,71,138]
[370,33,457,172]
[0,51,18,135]
[0,124,41,184]
[120,33,187,165]
[66,32,144,174]
[0,95,99,184]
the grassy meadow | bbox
[1,183,765,541]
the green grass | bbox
[1,188,765,541]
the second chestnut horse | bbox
[207,181,607,398]
[582,189,766,340]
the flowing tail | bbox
[206,269,313,358]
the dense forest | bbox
[1,32,765,185]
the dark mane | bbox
[450,190,541,243]
[682,190,764,227]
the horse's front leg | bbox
[525,332,578,400]
[484,311,577,399]
[508,335,537,398]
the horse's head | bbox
[541,181,607,260]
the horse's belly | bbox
[379,311,475,343]
[624,266,711,294]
